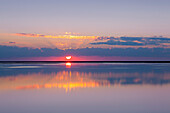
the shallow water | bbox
[0,63,170,113]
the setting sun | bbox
[66,56,72,60]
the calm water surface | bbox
[0,63,170,113]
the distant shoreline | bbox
[0,61,170,64]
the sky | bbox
[0,0,170,60]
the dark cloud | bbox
[9,42,16,44]
[15,33,46,37]
[95,36,116,41]
[91,36,170,47]
[91,40,144,46]
[0,46,63,58]
[120,37,144,41]
[65,47,170,57]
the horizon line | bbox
[0,61,170,64]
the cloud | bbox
[0,45,63,58]
[0,45,170,59]
[14,33,98,39]
[90,36,170,47]
[91,40,145,46]
[94,36,116,41]
[15,33,46,37]
[9,42,16,44]
[65,47,170,57]
[11,33,170,49]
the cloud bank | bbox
[0,45,169,60]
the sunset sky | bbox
[0,0,170,60]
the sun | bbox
[66,56,72,60]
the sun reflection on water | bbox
[0,70,110,92]
[66,62,71,68]
[0,64,170,93]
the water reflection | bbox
[66,62,72,68]
[0,63,170,92]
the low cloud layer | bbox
[0,45,169,60]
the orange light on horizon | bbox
[66,56,72,60]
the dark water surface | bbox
[0,63,170,113]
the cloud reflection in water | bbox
[0,63,170,92]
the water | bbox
[0,63,170,113]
